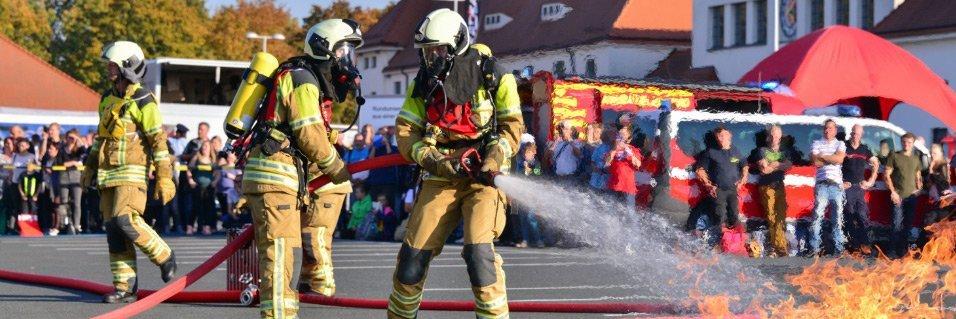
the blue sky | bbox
[205,0,394,20]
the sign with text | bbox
[358,96,405,130]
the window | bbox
[394,81,402,95]
[585,58,596,77]
[710,6,725,49]
[363,57,369,69]
[484,13,512,30]
[676,120,763,159]
[755,0,767,44]
[371,56,377,68]
[553,60,566,78]
[861,0,875,29]
[862,125,901,154]
[835,0,850,25]
[541,3,571,21]
[811,0,824,30]
[733,2,746,46]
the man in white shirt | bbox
[549,121,582,179]
[809,119,847,256]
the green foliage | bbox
[52,0,211,91]
[0,0,52,60]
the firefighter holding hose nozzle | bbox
[83,41,178,304]
[387,8,524,319]
[225,19,363,318]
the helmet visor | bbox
[333,42,358,67]
[421,45,450,69]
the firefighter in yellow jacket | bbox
[81,41,178,303]
[298,162,351,296]
[241,19,360,318]
[388,9,524,319]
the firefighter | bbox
[240,19,360,318]
[387,9,524,319]
[297,160,351,296]
[82,40,178,303]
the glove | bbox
[480,142,505,175]
[420,147,463,179]
[153,179,176,205]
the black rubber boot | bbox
[102,290,138,303]
[297,282,311,293]
[160,251,177,283]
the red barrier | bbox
[0,155,685,317]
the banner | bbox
[552,81,695,118]
[358,96,405,130]
[467,0,479,41]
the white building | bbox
[692,0,905,83]
[356,0,695,128]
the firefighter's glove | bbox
[321,158,352,184]
[152,179,176,204]
[480,142,505,175]
[420,148,463,179]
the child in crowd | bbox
[215,152,244,229]
[374,194,398,241]
[605,128,642,212]
[19,164,42,218]
[514,142,545,248]
[348,186,373,240]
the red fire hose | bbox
[0,154,683,317]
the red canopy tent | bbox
[739,26,956,129]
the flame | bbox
[693,220,956,318]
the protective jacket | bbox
[395,46,523,180]
[88,83,172,188]
[241,68,349,196]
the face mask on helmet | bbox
[328,42,364,105]
[420,45,452,79]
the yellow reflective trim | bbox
[145,126,163,136]
[410,142,430,164]
[243,171,299,189]
[246,158,297,177]
[290,115,324,131]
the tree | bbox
[208,0,300,62]
[52,0,211,90]
[0,0,52,60]
[300,0,395,35]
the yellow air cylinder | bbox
[224,52,280,139]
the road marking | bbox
[425,284,643,292]
[334,262,600,270]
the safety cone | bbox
[17,214,43,237]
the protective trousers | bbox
[388,179,509,319]
[758,184,788,255]
[100,186,172,292]
[247,192,302,319]
[299,192,346,296]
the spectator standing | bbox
[579,123,602,184]
[588,130,613,192]
[756,125,792,257]
[367,126,402,212]
[18,164,42,218]
[927,144,951,200]
[343,133,371,181]
[605,128,642,212]
[56,131,87,234]
[549,121,583,182]
[374,193,397,241]
[188,140,216,235]
[42,143,61,235]
[884,133,923,257]
[841,125,880,253]
[809,119,847,256]
[11,138,38,221]
[695,127,747,238]
[168,124,189,157]
[214,152,242,229]
[515,143,545,248]
[0,138,12,233]
[178,122,210,233]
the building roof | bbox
[645,48,719,83]
[0,34,100,112]
[871,0,956,38]
[375,0,692,72]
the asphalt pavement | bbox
[0,234,815,318]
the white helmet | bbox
[414,9,470,56]
[304,19,364,62]
[101,41,147,83]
